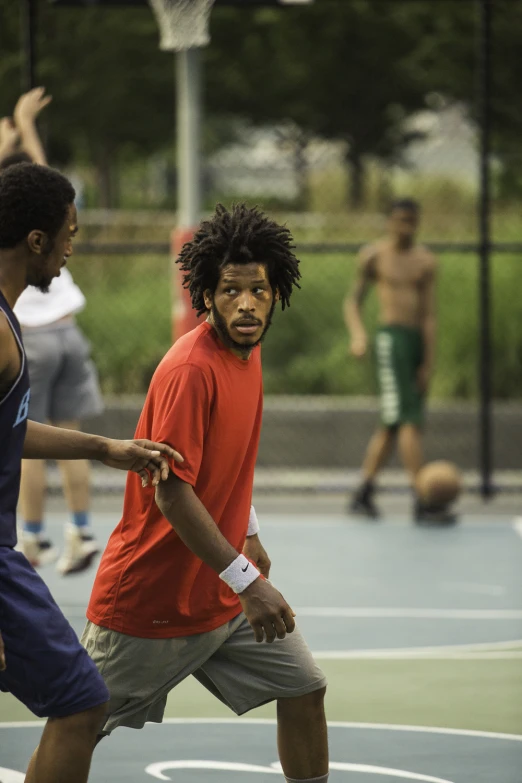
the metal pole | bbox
[171,48,203,342]
[20,0,37,91]
[176,49,202,227]
[477,0,493,498]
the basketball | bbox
[416,461,462,507]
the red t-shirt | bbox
[87,322,263,638]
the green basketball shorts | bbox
[375,325,425,428]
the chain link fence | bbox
[72,233,521,494]
[26,0,521,492]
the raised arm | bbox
[13,87,52,166]
[343,244,377,358]
[417,252,438,394]
[155,475,295,643]
[0,118,20,164]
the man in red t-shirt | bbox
[83,204,329,783]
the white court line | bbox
[146,759,455,782]
[313,651,522,661]
[0,718,522,742]
[259,516,514,529]
[58,605,522,621]
[513,517,522,540]
[60,606,522,621]
[296,607,522,619]
[311,638,522,660]
[2,717,522,742]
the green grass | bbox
[74,255,171,395]
[71,251,522,398]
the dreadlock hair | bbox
[176,203,301,316]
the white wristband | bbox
[219,554,260,594]
[247,505,260,537]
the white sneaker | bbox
[56,524,100,576]
[19,532,59,568]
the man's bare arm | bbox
[24,420,182,486]
[156,473,240,573]
[14,88,51,166]
[155,475,296,643]
[0,117,20,164]
[418,254,438,393]
[24,420,109,461]
[343,245,377,358]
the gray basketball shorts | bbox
[81,613,327,735]
[22,321,103,423]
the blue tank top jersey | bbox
[0,289,30,548]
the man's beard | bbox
[210,300,276,358]
[28,239,55,293]
[28,272,52,294]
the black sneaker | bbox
[414,499,458,527]
[349,487,381,519]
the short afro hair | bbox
[0,151,32,171]
[0,162,75,249]
[176,203,301,316]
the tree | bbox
[206,2,431,208]
[0,1,175,206]
[401,0,522,198]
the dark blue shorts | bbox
[0,547,109,718]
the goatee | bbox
[210,301,275,359]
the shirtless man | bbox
[344,198,453,523]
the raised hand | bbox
[14,87,52,127]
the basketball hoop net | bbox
[148,0,216,52]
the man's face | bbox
[204,262,275,358]
[388,208,419,243]
[26,203,78,292]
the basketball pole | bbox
[176,49,202,228]
[477,0,493,500]
[171,47,203,341]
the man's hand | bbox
[0,117,20,149]
[101,439,183,487]
[0,630,6,671]
[239,578,296,644]
[14,87,52,127]
[243,534,271,578]
[417,364,431,395]
[350,332,368,358]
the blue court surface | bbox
[1,495,522,782]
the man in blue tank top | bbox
[0,162,182,783]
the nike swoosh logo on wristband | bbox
[241,564,249,572]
